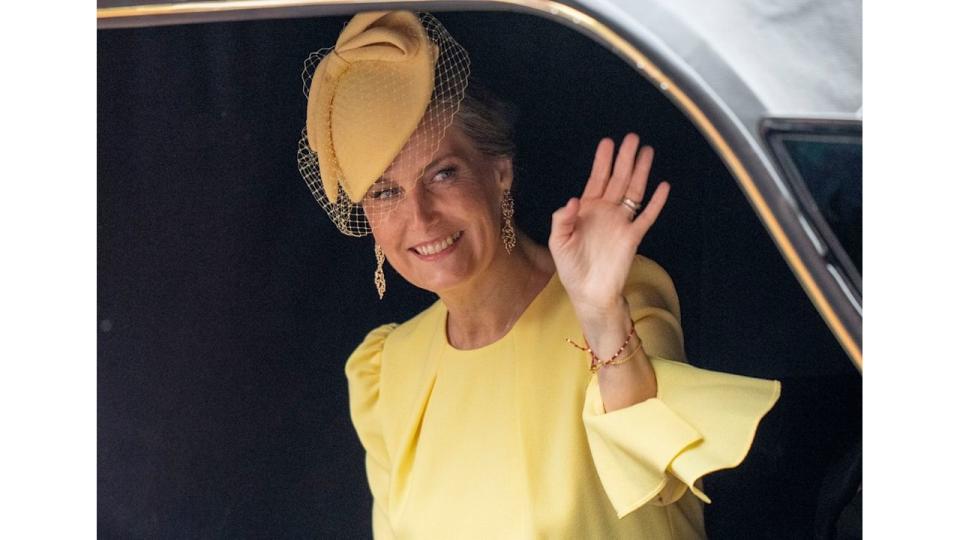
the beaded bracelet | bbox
[566,321,645,373]
[591,336,646,372]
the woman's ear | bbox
[493,156,514,191]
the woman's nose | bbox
[406,183,438,227]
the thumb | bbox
[549,197,580,246]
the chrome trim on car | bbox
[828,264,862,317]
[798,214,827,256]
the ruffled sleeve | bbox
[583,358,780,517]
[345,323,398,539]
[580,256,781,518]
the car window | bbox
[765,120,862,290]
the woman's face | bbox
[363,124,512,294]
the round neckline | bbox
[439,270,560,355]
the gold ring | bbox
[620,197,641,214]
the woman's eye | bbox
[432,166,458,183]
[368,187,402,200]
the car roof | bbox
[584,0,861,129]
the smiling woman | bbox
[366,122,521,307]
[298,10,781,539]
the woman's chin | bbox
[409,269,471,294]
[401,257,476,294]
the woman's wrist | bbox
[574,296,634,359]
[573,295,658,411]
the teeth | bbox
[414,231,461,255]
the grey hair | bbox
[454,83,517,160]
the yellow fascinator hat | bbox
[298,11,471,236]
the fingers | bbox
[581,139,614,199]
[630,181,670,243]
[549,197,580,248]
[603,133,640,202]
[626,146,654,202]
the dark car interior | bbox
[98,10,862,538]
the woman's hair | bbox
[454,83,517,160]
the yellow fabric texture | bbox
[345,255,781,538]
[306,11,437,203]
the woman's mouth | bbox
[410,231,463,260]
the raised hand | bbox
[548,133,670,320]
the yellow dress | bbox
[346,255,781,539]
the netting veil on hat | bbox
[298,11,471,236]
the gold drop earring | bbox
[501,189,516,254]
[374,243,386,299]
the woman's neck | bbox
[441,234,554,350]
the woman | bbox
[299,11,780,538]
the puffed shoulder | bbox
[345,323,399,460]
[582,357,780,518]
[623,255,686,362]
[345,323,398,384]
[624,255,681,317]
